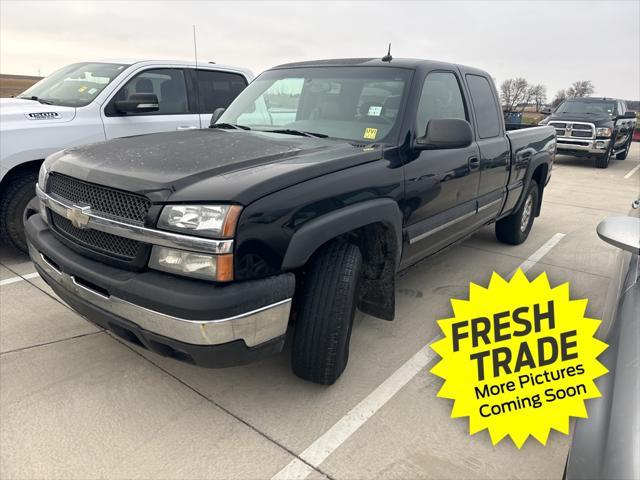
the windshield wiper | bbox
[17,95,56,105]
[261,129,328,138]
[210,122,251,131]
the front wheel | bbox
[594,144,612,168]
[0,172,38,253]
[495,180,539,245]
[291,241,362,385]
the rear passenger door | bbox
[193,69,248,127]
[102,68,200,139]
[401,70,481,266]
[465,74,510,222]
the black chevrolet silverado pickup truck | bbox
[539,97,636,168]
[25,58,556,384]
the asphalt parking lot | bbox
[1,143,639,480]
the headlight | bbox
[596,127,612,137]
[157,205,242,238]
[37,163,50,222]
[149,246,233,281]
[38,162,49,190]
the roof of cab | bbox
[271,57,489,77]
[94,59,254,80]
[565,96,622,102]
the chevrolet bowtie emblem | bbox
[66,205,91,229]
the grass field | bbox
[0,74,42,98]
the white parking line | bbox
[623,162,640,179]
[271,340,440,480]
[272,232,566,480]
[509,232,566,277]
[0,272,39,287]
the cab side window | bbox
[618,101,626,115]
[466,74,502,138]
[109,68,189,115]
[416,71,467,137]
[196,70,247,113]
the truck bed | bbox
[506,125,556,156]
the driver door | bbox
[101,68,200,139]
[401,70,480,267]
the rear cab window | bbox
[465,74,502,138]
[195,70,248,113]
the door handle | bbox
[468,156,480,171]
[176,125,199,131]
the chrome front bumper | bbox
[556,137,610,153]
[29,244,292,348]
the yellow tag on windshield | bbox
[363,127,378,140]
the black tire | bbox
[495,180,538,245]
[0,172,38,253]
[594,144,612,168]
[615,134,633,160]
[291,241,362,385]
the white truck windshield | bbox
[219,66,411,143]
[18,62,128,107]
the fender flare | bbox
[281,198,403,271]
[514,157,550,215]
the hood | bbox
[46,128,383,204]
[0,97,76,125]
[546,112,614,126]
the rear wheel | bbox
[0,172,38,253]
[495,180,538,245]
[291,241,362,385]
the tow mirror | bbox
[210,108,226,126]
[620,111,637,119]
[415,118,473,150]
[541,107,552,115]
[596,216,640,254]
[115,93,159,114]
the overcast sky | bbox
[1,1,639,100]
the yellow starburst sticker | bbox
[430,270,608,448]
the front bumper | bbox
[556,137,610,154]
[25,215,295,367]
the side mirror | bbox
[210,107,226,126]
[541,107,552,115]
[621,111,637,119]
[114,93,159,114]
[415,118,473,150]
[596,216,640,254]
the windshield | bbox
[555,99,617,116]
[219,66,411,143]
[18,62,128,107]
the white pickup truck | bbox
[0,59,253,252]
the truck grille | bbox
[47,174,151,261]
[571,130,592,138]
[549,121,594,139]
[51,211,141,259]
[49,173,150,225]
